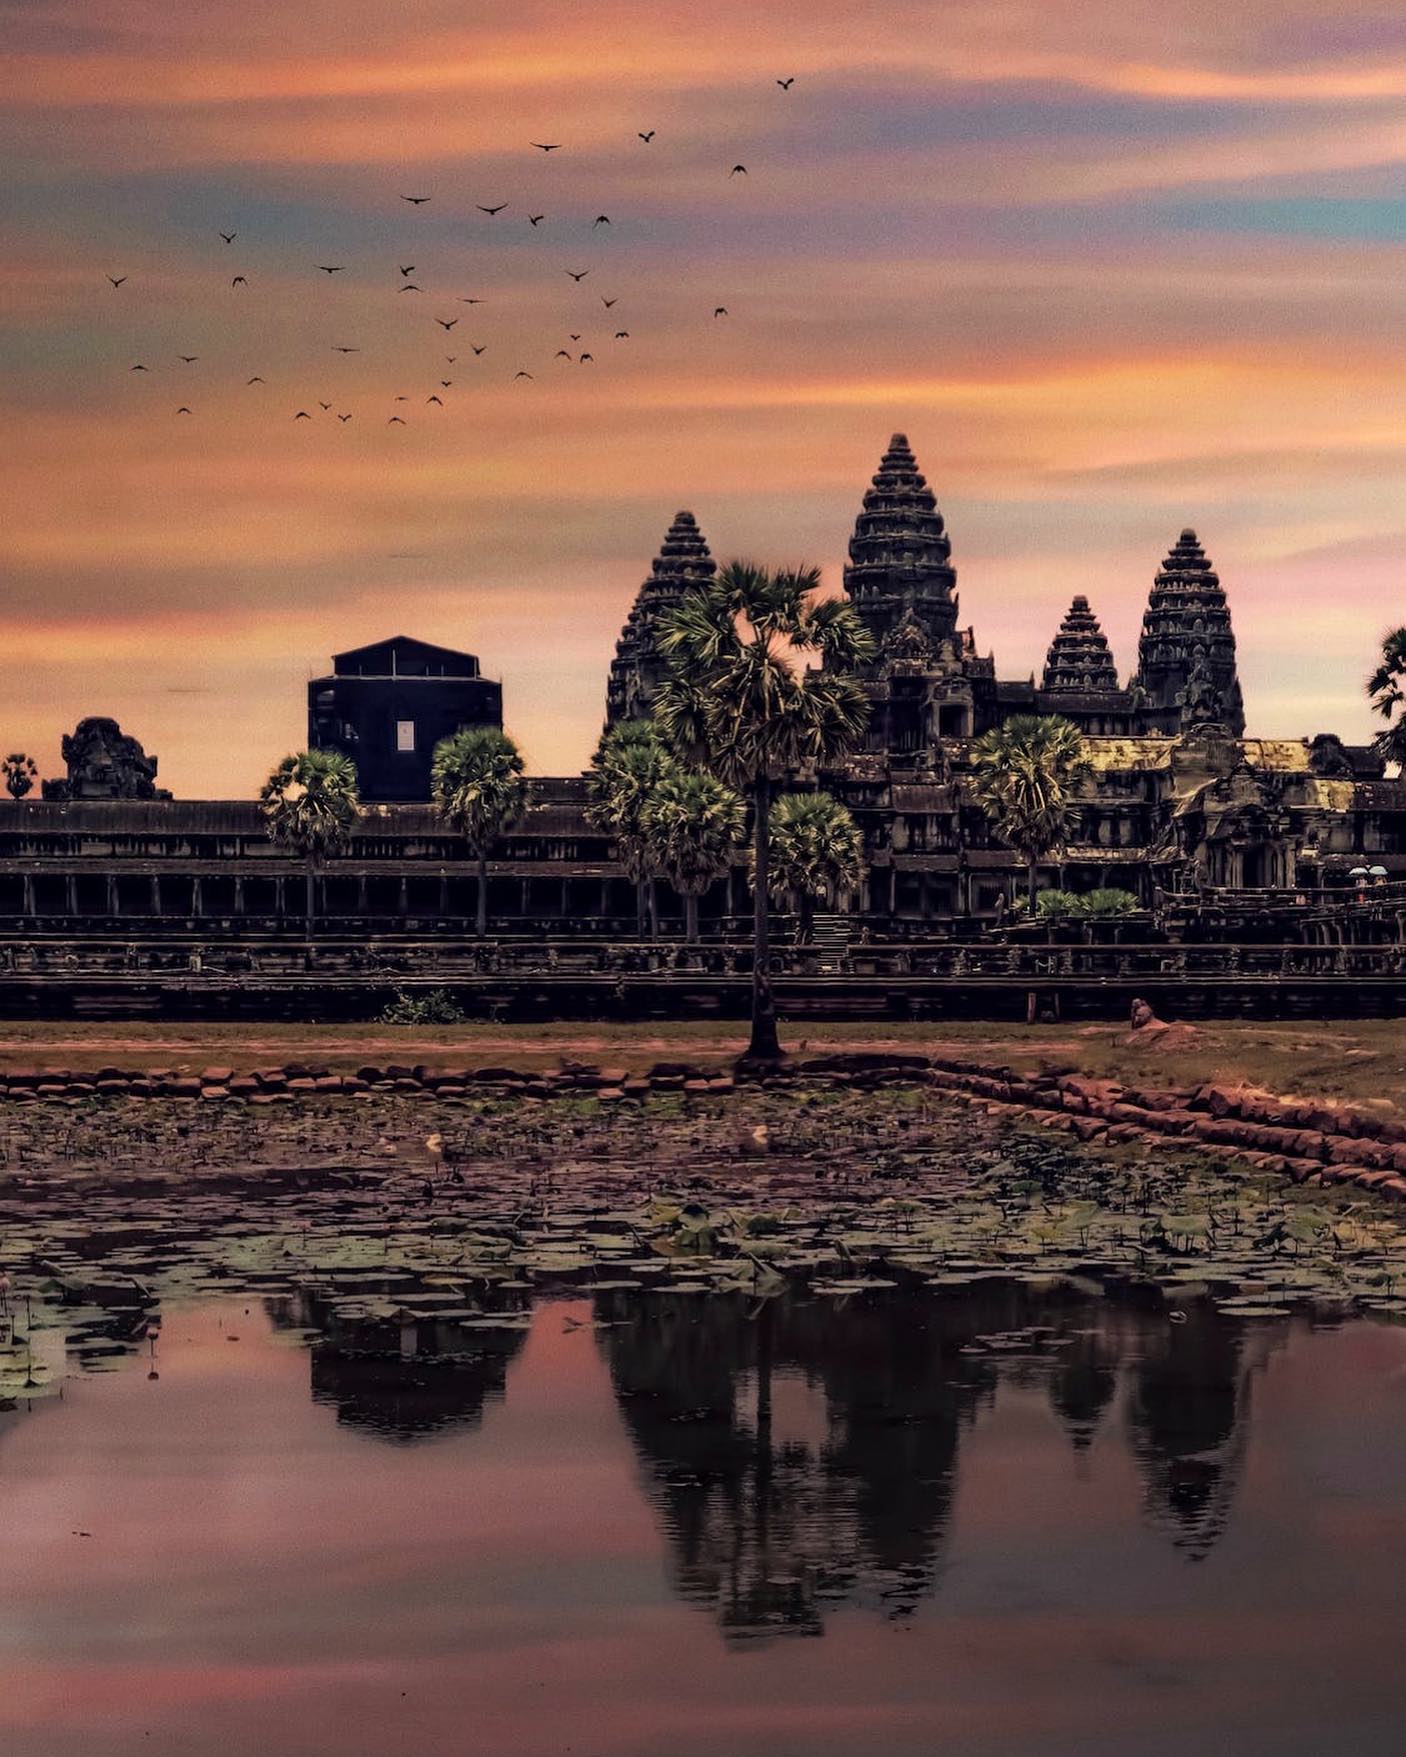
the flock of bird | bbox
[105,82,797,429]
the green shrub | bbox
[381,987,465,1025]
[1032,887,1140,920]
[1075,888,1140,917]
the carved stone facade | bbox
[42,718,171,802]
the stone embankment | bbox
[0,1051,1403,1201]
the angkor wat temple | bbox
[1,433,1402,955]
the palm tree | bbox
[260,749,360,938]
[431,726,529,938]
[640,768,745,942]
[3,754,37,800]
[764,791,864,944]
[654,562,873,1060]
[968,714,1089,912]
[586,720,677,937]
[1368,627,1406,767]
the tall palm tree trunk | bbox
[476,851,488,938]
[748,777,781,1060]
[684,891,699,944]
[635,879,648,939]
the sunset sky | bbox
[4,0,1406,794]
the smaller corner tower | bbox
[1042,596,1119,694]
[605,510,716,727]
[1134,529,1245,737]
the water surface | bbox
[4,1280,1406,1757]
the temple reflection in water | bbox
[592,1280,1282,1639]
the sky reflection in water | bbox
[3,1284,1406,1757]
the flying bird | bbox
[178,355,198,363]
[529,214,545,226]
[231,275,247,285]
[566,269,589,281]
[593,215,611,226]
[531,142,562,153]
[440,379,453,387]
[471,345,487,355]
[638,130,655,143]
[514,370,534,379]
[107,275,127,288]
[338,413,352,422]
[777,77,795,89]
[569,333,581,340]
[129,363,148,371]
[388,414,407,422]
[601,297,618,308]
[730,165,747,176]
[555,349,571,358]
[332,346,360,353]
[458,297,485,304]
[317,265,346,274]
[401,194,431,204]
[246,375,265,384]
[318,401,332,410]
[579,352,593,362]
[477,204,507,216]
[427,394,443,404]
[400,283,423,291]
[615,330,629,338]
[176,406,192,414]
[436,317,458,330]
[219,231,236,243]
[294,410,311,419]
[399,265,415,276]
[713,306,728,316]
[445,355,457,362]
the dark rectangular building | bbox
[308,635,502,802]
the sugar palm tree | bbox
[260,748,361,939]
[586,720,676,937]
[1368,627,1406,767]
[968,714,1089,912]
[431,726,529,938]
[764,791,865,944]
[640,768,745,942]
[3,753,37,800]
[654,561,873,1060]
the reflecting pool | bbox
[5,1276,1406,1757]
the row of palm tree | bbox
[260,727,526,940]
[586,719,865,948]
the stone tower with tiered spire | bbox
[1042,596,1119,694]
[838,434,994,754]
[843,434,960,653]
[1134,529,1245,736]
[605,510,717,726]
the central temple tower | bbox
[839,434,994,752]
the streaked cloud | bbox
[2,0,1403,792]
